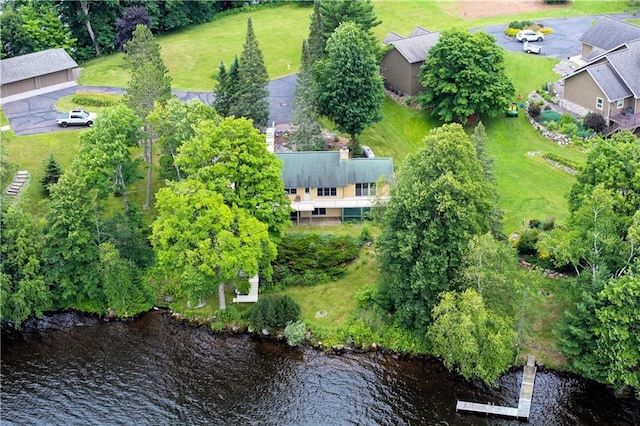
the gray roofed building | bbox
[562,38,640,136]
[586,63,633,101]
[388,31,441,64]
[380,26,441,96]
[1,49,78,100]
[579,15,640,60]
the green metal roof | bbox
[276,151,394,188]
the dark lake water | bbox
[2,310,639,425]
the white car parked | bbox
[516,30,544,42]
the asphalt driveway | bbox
[2,74,296,136]
[475,13,635,58]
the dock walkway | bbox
[456,355,537,421]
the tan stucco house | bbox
[579,15,640,61]
[380,26,440,97]
[562,38,640,135]
[276,147,394,224]
[0,49,78,99]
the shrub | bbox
[559,113,576,126]
[542,217,556,231]
[271,233,360,286]
[516,228,539,256]
[576,129,594,139]
[359,223,373,245]
[71,92,120,107]
[528,103,541,118]
[249,294,301,333]
[542,153,581,171]
[504,28,519,37]
[540,27,554,35]
[355,284,377,308]
[583,112,606,133]
[540,109,562,123]
[284,320,307,346]
[508,20,534,29]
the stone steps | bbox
[5,170,30,196]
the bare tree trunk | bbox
[116,164,130,213]
[80,1,101,56]
[145,135,153,209]
[350,132,359,155]
[218,283,226,310]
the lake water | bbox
[2,311,638,425]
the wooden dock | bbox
[456,355,537,421]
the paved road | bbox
[2,74,296,136]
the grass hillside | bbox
[78,0,627,90]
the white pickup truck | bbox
[523,41,542,55]
[56,109,97,127]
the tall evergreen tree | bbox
[213,61,230,116]
[213,56,241,118]
[40,154,63,196]
[288,40,324,151]
[124,24,172,209]
[320,0,381,45]
[307,0,325,64]
[472,122,504,239]
[230,18,270,129]
[44,167,102,309]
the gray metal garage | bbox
[0,48,78,98]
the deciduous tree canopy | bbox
[315,22,383,153]
[151,179,276,305]
[175,117,290,241]
[418,27,515,123]
[377,124,492,331]
[427,289,516,385]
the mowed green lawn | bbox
[78,0,627,90]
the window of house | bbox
[312,208,326,216]
[317,187,337,197]
[285,188,297,195]
[596,97,603,110]
[356,183,376,197]
[616,99,624,109]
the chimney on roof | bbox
[265,127,275,153]
[340,145,349,160]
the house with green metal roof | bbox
[276,147,394,224]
